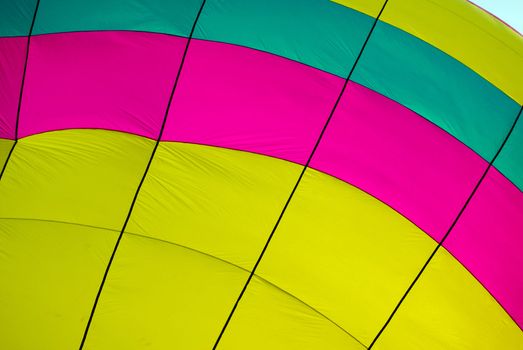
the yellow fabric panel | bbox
[83,233,248,350]
[374,248,523,349]
[0,138,14,168]
[0,129,154,229]
[334,0,523,104]
[255,168,436,346]
[126,142,302,270]
[217,276,365,350]
[0,218,118,350]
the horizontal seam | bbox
[0,215,366,346]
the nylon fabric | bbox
[81,233,249,350]
[444,167,523,328]
[0,219,118,350]
[19,31,187,139]
[310,81,488,241]
[215,276,366,350]
[494,114,523,190]
[0,0,37,37]
[193,0,377,78]
[335,0,523,104]
[33,0,203,37]
[0,129,154,230]
[372,248,523,349]
[0,138,14,171]
[352,21,521,164]
[0,37,27,138]
[162,39,344,165]
[126,142,303,271]
[254,168,436,345]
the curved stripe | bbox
[24,0,379,79]
[0,36,27,139]
[351,20,521,164]
[193,0,377,78]
[162,38,344,165]
[18,31,187,139]
[256,167,437,346]
[1,128,519,343]
[0,129,154,230]
[31,0,202,37]
[310,81,489,241]
[11,25,521,186]
[15,28,521,188]
[373,248,522,349]
[335,0,523,104]
[445,167,523,328]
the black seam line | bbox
[368,104,523,349]
[168,140,444,248]
[211,2,389,349]
[4,8,521,107]
[76,2,207,349]
[124,230,365,346]
[7,124,518,259]
[0,141,17,181]
[10,107,523,195]
[0,215,364,346]
[0,0,40,182]
[10,27,521,176]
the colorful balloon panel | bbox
[336,0,523,104]
[18,31,187,139]
[0,0,521,349]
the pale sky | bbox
[469,0,523,34]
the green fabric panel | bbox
[352,21,521,162]
[0,0,37,37]
[194,0,378,78]
[494,113,523,190]
[33,0,203,37]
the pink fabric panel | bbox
[162,39,344,165]
[19,31,187,139]
[310,82,488,241]
[445,168,523,328]
[0,37,27,139]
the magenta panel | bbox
[445,168,523,328]
[310,82,488,241]
[0,37,27,139]
[161,39,345,165]
[19,31,187,139]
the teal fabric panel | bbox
[0,0,38,37]
[494,111,523,190]
[352,21,521,162]
[194,0,378,78]
[33,0,203,37]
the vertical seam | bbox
[77,1,208,349]
[0,0,40,181]
[211,2,390,349]
[368,104,523,349]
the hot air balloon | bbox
[0,0,521,349]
